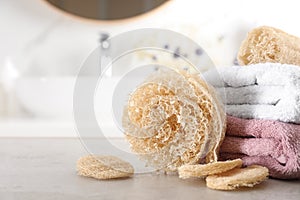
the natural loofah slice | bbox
[122,69,225,171]
[206,165,269,190]
[238,26,300,66]
[77,155,134,180]
[178,159,242,179]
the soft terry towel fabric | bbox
[204,63,300,124]
[220,115,300,179]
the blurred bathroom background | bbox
[1,0,300,137]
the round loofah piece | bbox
[178,159,243,179]
[77,155,134,180]
[206,165,269,190]
[122,69,225,171]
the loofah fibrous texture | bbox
[238,26,300,66]
[122,69,225,171]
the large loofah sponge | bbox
[238,26,300,66]
[122,69,225,171]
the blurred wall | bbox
[1,0,300,75]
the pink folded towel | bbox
[220,115,300,179]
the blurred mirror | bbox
[45,0,168,20]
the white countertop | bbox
[0,137,299,200]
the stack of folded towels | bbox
[204,26,300,179]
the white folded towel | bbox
[204,63,300,124]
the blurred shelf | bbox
[0,118,77,137]
[0,118,122,137]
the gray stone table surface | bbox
[0,138,299,200]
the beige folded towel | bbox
[238,26,300,66]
